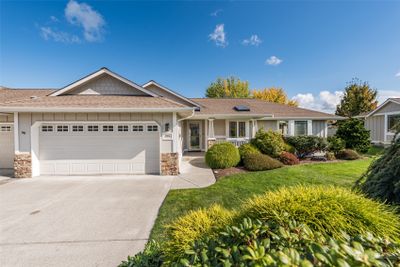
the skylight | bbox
[234,105,250,112]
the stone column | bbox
[161,153,179,175]
[14,152,32,178]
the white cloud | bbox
[65,0,105,42]
[210,9,222,17]
[209,24,227,47]
[242,34,262,46]
[377,90,400,104]
[292,91,343,113]
[395,71,400,78]
[50,16,59,22]
[40,26,81,44]
[265,56,282,66]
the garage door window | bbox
[147,125,158,132]
[41,125,53,132]
[118,125,129,132]
[103,125,114,132]
[57,125,69,132]
[72,125,84,132]
[132,125,144,132]
[88,125,99,132]
[0,125,12,132]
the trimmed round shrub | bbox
[283,143,296,153]
[336,118,370,153]
[250,129,285,157]
[327,136,345,154]
[278,151,299,165]
[285,136,328,158]
[325,151,336,160]
[243,153,283,171]
[205,142,240,169]
[238,143,260,161]
[163,204,233,262]
[336,149,360,160]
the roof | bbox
[390,98,400,104]
[190,98,342,119]
[366,97,400,117]
[0,87,54,103]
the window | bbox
[278,121,288,135]
[88,125,99,132]
[164,123,170,132]
[294,121,308,136]
[147,125,158,132]
[229,121,246,138]
[118,125,129,132]
[132,125,144,132]
[103,125,114,132]
[0,125,12,132]
[57,125,69,132]
[41,125,53,132]
[72,125,84,132]
[388,114,400,132]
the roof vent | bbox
[195,107,201,111]
[30,96,39,100]
[234,105,250,111]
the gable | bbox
[370,100,400,116]
[67,74,148,96]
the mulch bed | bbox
[212,166,248,180]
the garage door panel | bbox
[0,126,14,169]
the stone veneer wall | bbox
[14,152,32,178]
[161,153,179,175]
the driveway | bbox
[0,175,173,267]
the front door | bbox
[189,122,201,151]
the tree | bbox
[335,118,370,153]
[205,77,250,98]
[336,79,378,117]
[252,87,298,106]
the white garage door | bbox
[39,123,160,175]
[0,124,14,169]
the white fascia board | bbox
[366,99,400,117]
[50,68,158,97]
[0,107,195,113]
[142,81,201,107]
[192,114,273,119]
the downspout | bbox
[177,108,195,122]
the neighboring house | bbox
[0,68,342,178]
[359,98,400,144]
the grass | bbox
[151,158,373,243]
[363,145,385,156]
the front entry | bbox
[188,122,201,151]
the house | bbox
[0,68,342,178]
[360,98,400,144]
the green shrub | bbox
[119,240,162,267]
[238,143,260,161]
[285,136,328,158]
[336,118,370,153]
[327,136,346,154]
[205,142,240,169]
[325,151,336,160]
[250,129,285,157]
[241,186,400,240]
[163,204,234,262]
[283,143,296,153]
[243,153,283,171]
[278,151,299,165]
[336,149,361,160]
[180,218,400,267]
[356,135,400,205]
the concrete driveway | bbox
[0,175,173,267]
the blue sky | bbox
[1,0,399,112]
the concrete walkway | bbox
[171,153,215,189]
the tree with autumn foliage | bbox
[205,77,250,98]
[336,79,378,117]
[252,87,298,106]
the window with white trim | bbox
[0,125,12,132]
[57,125,69,132]
[103,125,114,132]
[294,121,308,136]
[229,121,246,138]
[132,125,144,132]
[88,125,99,132]
[118,125,129,132]
[41,125,53,132]
[278,121,288,135]
[388,114,400,133]
[72,125,84,132]
[147,125,158,132]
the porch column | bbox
[288,120,295,136]
[307,120,313,136]
[207,119,215,148]
[251,119,258,138]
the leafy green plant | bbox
[285,136,328,158]
[325,152,336,161]
[243,153,283,171]
[238,143,260,161]
[205,142,240,169]
[283,143,296,153]
[327,136,346,154]
[356,135,400,205]
[251,129,285,157]
[119,240,163,267]
[336,118,371,153]
[278,151,299,165]
[336,149,361,160]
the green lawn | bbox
[151,158,373,243]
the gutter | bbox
[178,109,195,122]
[0,107,195,113]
